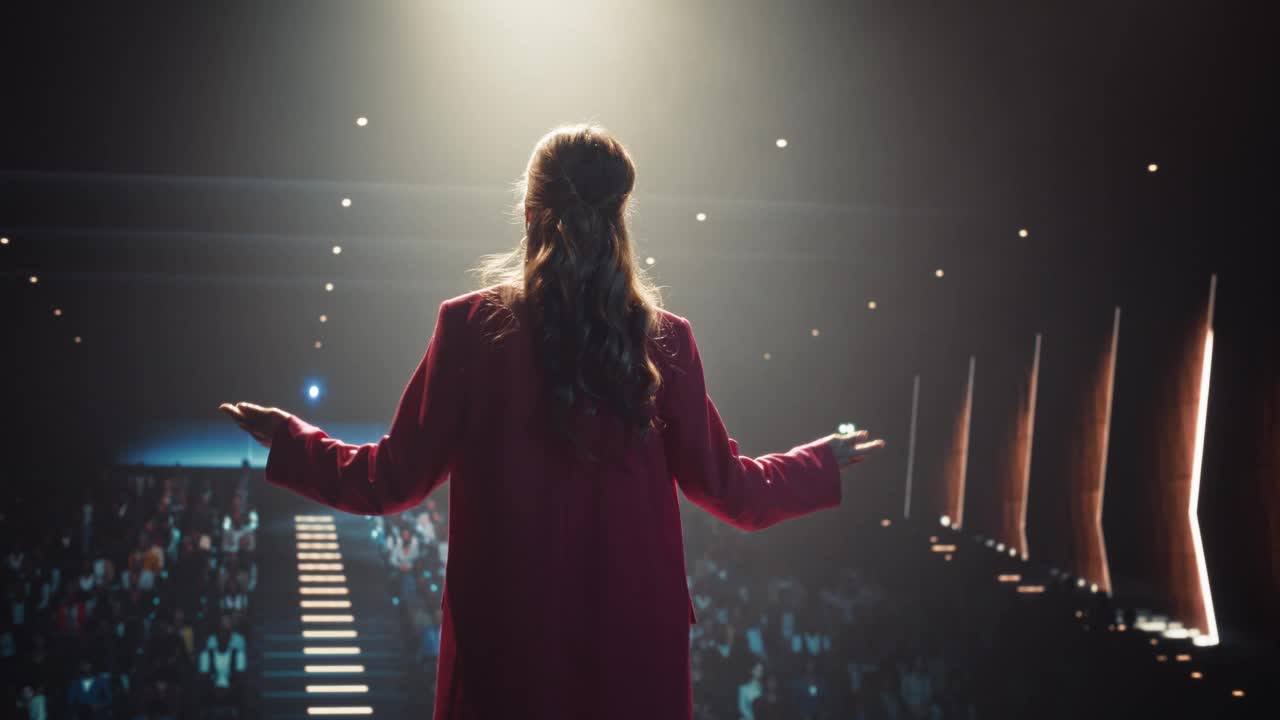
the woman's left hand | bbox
[219,402,291,449]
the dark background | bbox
[1,0,1275,646]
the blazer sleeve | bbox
[662,315,842,532]
[264,300,467,516]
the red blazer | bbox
[266,287,843,720]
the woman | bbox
[218,122,885,720]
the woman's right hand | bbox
[826,427,886,471]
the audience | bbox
[1,460,260,719]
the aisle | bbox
[250,487,424,719]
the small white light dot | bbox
[940,515,952,527]
[1090,583,1099,593]
[341,198,352,208]
[762,352,771,360]
[1,237,9,245]
[355,116,368,127]
[1009,547,1018,557]
[309,385,320,399]
[1018,228,1029,238]
[935,268,944,278]
[645,257,655,265]
[775,138,788,148]
[867,300,877,310]
[325,282,334,292]
[810,328,820,337]
[332,245,342,255]
[1147,163,1159,173]
[319,314,328,323]
[314,340,323,349]
[1077,578,1087,587]
[73,336,82,344]
[53,308,62,317]
[695,212,707,222]
[29,275,39,284]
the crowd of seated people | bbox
[1,461,259,720]
[365,496,450,707]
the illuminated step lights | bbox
[299,563,345,572]
[304,647,361,655]
[307,685,369,693]
[300,575,348,583]
[298,553,342,560]
[301,600,352,609]
[307,708,372,716]
[297,533,339,540]
[298,543,341,550]
[295,515,335,523]
[297,524,337,532]
[300,587,349,595]
[305,665,365,674]
[304,630,358,639]
[301,614,355,623]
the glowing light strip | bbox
[305,665,365,673]
[300,587,349,595]
[304,647,361,655]
[307,685,369,693]
[955,355,976,529]
[297,524,337,532]
[306,708,372,716]
[930,544,956,552]
[1189,274,1219,647]
[297,533,339,540]
[1018,333,1041,560]
[301,600,351,608]
[298,542,340,550]
[302,614,355,623]
[296,515,334,522]
[304,630,358,638]
[298,553,342,560]
[299,564,344,572]
[904,374,920,519]
[300,575,348,583]
[1095,307,1120,596]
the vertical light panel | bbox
[1017,333,1042,560]
[953,355,976,529]
[1093,307,1120,596]
[1189,274,1219,646]
[904,374,921,519]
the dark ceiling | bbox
[0,0,1271,464]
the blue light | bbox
[302,378,326,405]
[392,596,400,606]
[309,385,320,399]
[430,584,439,592]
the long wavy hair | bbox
[468,122,672,463]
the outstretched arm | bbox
[260,300,468,516]
[663,315,844,532]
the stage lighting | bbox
[811,328,820,337]
[996,543,1005,552]
[696,212,707,222]
[1018,228,1029,238]
[762,352,771,360]
[940,515,951,527]
[645,257,655,265]
[325,282,334,291]
[309,385,320,399]
[0,236,8,244]
[315,341,323,349]
[776,138,788,148]
[868,300,877,310]
[319,314,328,323]
[1148,163,1159,173]
[341,198,352,208]
[73,336,82,344]
[934,268,944,277]
[332,245,342,255]
[29,275,38,284]
[355,116,368,127]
